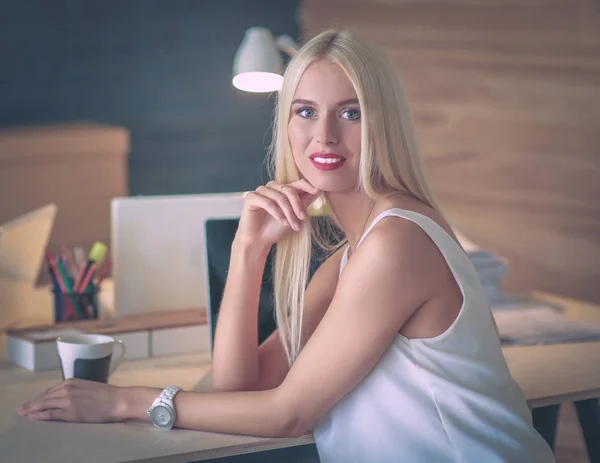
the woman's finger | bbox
[18,379,82,414]
[42,378,83,394]
[245,191,289,227]
[267,179,320,197]
[22,396,70,415]
[288,178,320,196]
[27,407,69,422]
[19,390,67,415]
[274,179,321,214]
[279,186,307,221]
[36,378,73,399]
[259,185,301,231]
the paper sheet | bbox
[493,305,600,346]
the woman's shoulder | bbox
[358,212,434,262]
[356,198,458,272]
[376,195,460,245]
[340,210,447,315]
[347,206,458,307]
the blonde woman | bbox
[19,30,555,462]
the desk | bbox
[505,292,600,460]
[0,352,313,463]
[1,292,600,462]
[503,291,600,407]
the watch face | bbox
[151,405,172,427]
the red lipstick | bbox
[309,152,346,171]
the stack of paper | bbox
[468,251,509,305]
[455,231,509,305]
[492,305,600,346]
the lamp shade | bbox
[232,27,284,92]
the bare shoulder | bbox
[385,196,459,242]
[348,203,465,339]
[356,211,439,266]
[349,207,457,300]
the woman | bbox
[18,30,554,462]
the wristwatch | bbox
[147,386,181,430]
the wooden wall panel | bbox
[300,0,600,303]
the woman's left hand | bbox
[17,378,125,423]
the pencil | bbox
[48,254,83,321]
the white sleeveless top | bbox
[313,208,555,463]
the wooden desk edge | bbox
[126,435,315,463]
[527,387,600,409]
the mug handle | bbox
[109,340,126,375]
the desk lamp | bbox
[232,27,299,92]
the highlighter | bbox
[73,242,108,293]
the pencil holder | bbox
[53,288,99,323]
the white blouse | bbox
[313,208,555,463]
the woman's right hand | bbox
[236,179,320,250]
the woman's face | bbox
[287,60,362,193]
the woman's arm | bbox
[119,385,295,437]
[213,239,344,393]
[253,247,344,391]
[18,217,441,437]
[119,217,438,436]
[268,218,442,435]
[210,237,270,392]
[211,180,320,392]
[18,247,344,437]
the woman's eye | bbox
[296,107,315,118]
[341,108,361,121]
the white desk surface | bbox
[0,352,312,463]
[1,291,600,462]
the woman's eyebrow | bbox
[291,98,360,106]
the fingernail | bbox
[300,212,307,220]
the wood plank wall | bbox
[300,0,600,304]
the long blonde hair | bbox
[268,30,443,365]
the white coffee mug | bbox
[56,333,126,383]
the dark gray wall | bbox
[0,0,300,195]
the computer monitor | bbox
[203,217,332,356]
[111,193,245,316]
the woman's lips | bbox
[309,153,346,171]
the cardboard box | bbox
[0,122,129,258]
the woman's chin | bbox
[301,174,357,194]
[313,182,358,195]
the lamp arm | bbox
[275,35,299,56]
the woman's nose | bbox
[315,116,339,146]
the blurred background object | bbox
[300,0,600,306]
[0,123,128,261]
[456,231,509,306]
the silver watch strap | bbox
[160,386,181,401]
